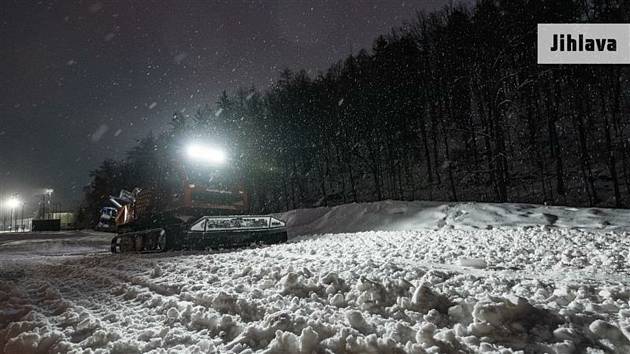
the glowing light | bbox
[185,144,227,165]
[5,197,21,210]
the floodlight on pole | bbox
[185,143,227,165]
[6,197,21,210]
[5,196,21,232]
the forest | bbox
[79,0,630,226]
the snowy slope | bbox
[1,201,630,353]
[278,200,630,237]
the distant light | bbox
[45,188,54,195]
[5,197,21,210]
[185,144,226,165]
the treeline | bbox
[80,0,630,225]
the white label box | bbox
[537,23,630,64]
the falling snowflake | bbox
[90,124,109,142]
[88,2,103,13]
[174,52,188,64]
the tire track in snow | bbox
[5,257,218,351]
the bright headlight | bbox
[185,143,227,165]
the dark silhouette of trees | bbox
[81,0,630,223]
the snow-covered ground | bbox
[2,201,630,353]
[0,230,111,261]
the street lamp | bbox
[5,196,22,232]
[6,197,20,210]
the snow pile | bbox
[278,200,630,237]
[2,201,630,353]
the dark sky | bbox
[0,0,450,211]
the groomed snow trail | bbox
[2,224,630,353]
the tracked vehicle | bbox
[111,215,287,253]
[109,143,288,253]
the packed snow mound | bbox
[278,200,630,237]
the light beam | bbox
[185,143,227,165]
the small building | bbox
[32,212,77,231]
[50,212,76,229]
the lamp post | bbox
[6,196,21,232]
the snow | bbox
[174,53,188,64]
[2,201,630,353]
[0,230,110,261]
[278,200,630,238]
[90,124,109,142]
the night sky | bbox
[0,0,450,211]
